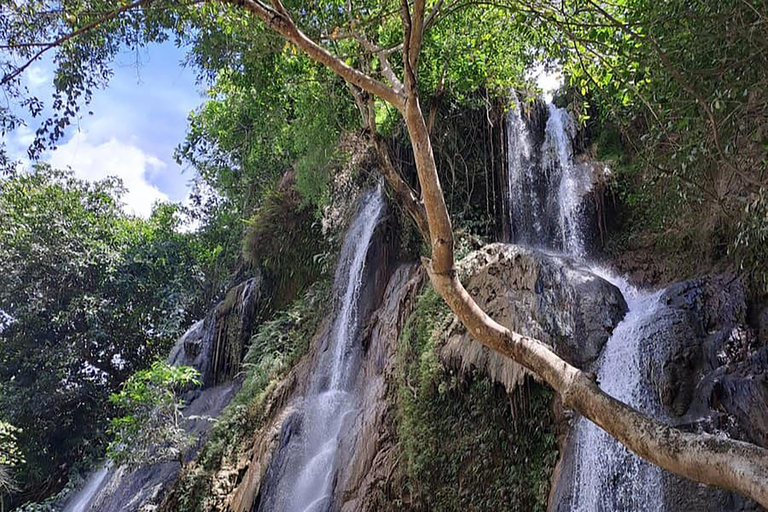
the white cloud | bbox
[48,132,169,218]
[14,124,35,148]
[26,65,51,90]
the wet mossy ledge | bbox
[380,286,558,512]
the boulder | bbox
[441,243,627,392]
[642,275,746,417]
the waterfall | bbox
[61,464,111,512]
[569,269,666,511]
[505,93,540,245]
[505,97,592,256]
[543,103,592,258]
[505,94,667,509]
[257,187,385,512]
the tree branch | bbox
[409,0,426,68]
[371,134,429,239]
[1,0,153,86]
[227,0,406,110]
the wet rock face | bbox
[640,275,748,418]
[757,305,768,345]
[168,272,271,389]
[336,264,424,512]
[710,347,768,448]
[443,244,627,390]
[86,382,239,512]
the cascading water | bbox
[505,93,666,509]
[61,464,111,512]
[257,187,385,512]
[505,93,541,245]
[542,103,592,258]
[506,97,592,257]
[568,270,666,511]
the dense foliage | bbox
[0,421,23,510]
[0,167,205,498]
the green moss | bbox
[242,179,330,309]
[386,286,558,512]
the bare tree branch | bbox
[409,0,426,68]
[372,134,430,238]
[227,0,406,110]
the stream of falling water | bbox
[506,96,666,510]
[569,269,666,511]
[506,97,592,256]
[542,103,592,259]
[258,187,385,512]
[61,464,111,512]
[505,93,540,245]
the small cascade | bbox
[505,96,592,256]
[542,103,592,258]
[61,464,111,512]
[568,270,666,511]
[257,187,385,512]
[505,93,541,245]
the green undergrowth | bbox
[385,287,558,511]
[165,278,332,511]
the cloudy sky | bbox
[8,43,203,218]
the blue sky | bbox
[7,42,203,217]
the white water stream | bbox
[61,464,110,512]
[506,93,541,244]
[260,187,385,512]
[569,269,666,511]
[506,96,666,510]
[506,98,592,256]
[543,103,592,258]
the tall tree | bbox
[0,166,203,496]
[1,0,767,505]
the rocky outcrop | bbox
[440,243,627,392]
[63,273,271,512]
[169,273,271,388]
[86,382,240,512]
[650,276,767,511]
[630,273,768,458]
[642,274,746,418]
[709,347,768,449]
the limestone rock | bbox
[441,243,627,393]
